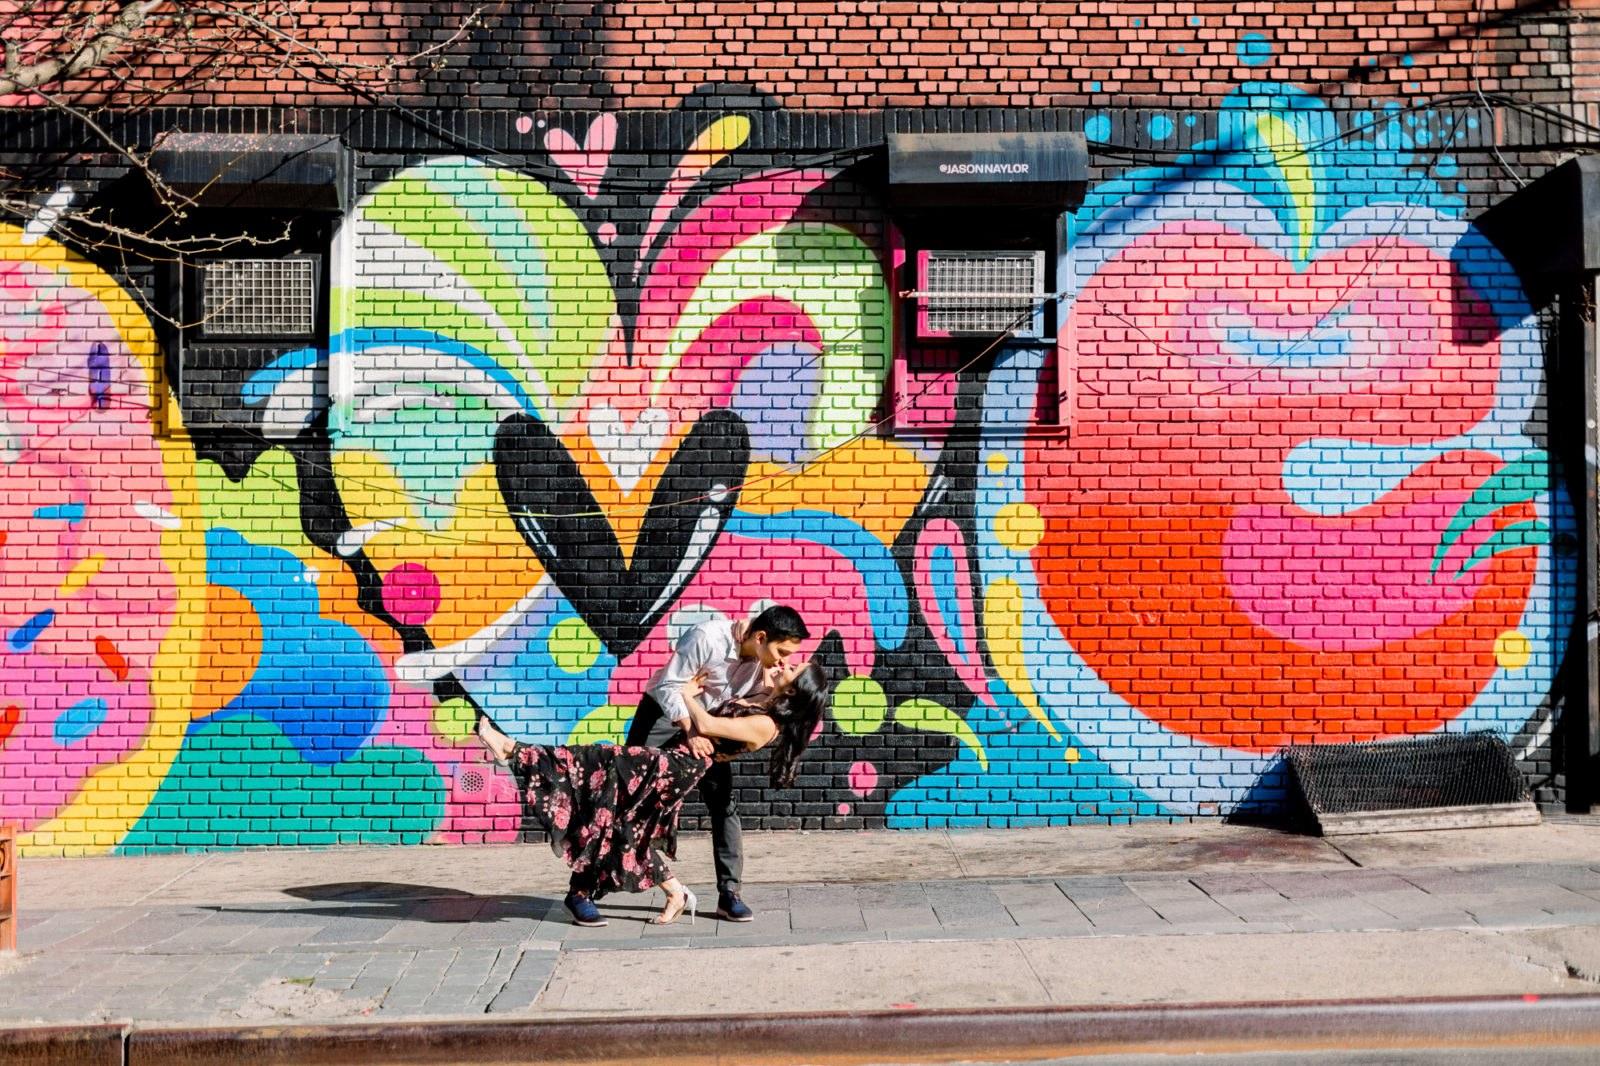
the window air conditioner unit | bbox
[914,249,1046,341]
[198,257,319,340]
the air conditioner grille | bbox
[200,259,317,338]
[922,251,1044,336]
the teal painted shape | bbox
[118,716,445,852]
[1430,452,1550,578]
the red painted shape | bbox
[94,636,128,680]
[0,706,16,746]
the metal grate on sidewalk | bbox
[1285,731,1539,835]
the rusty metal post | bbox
[0,824,14,952]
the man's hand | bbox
[687,735,714,759]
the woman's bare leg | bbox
[653,876,696,925]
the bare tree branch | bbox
[0,0,164,95]
[0,0,497,254]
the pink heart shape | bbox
[543,114,616,199]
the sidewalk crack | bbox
[1325,839,1365,868]
[942,832,970,879]
[128,853,217,908]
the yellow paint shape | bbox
[690,115,753,156]
[550,617,601,674]
[1064,747,1080,762]
[432,698,478,743]
[353,464,545,648]
[739,439,929,548]
[994,503,1045,552]
[984,578,1060,740]
[1494,629,1532,671]
[57,554,106,596]
[568,703,635,746]
[893,698,988,770]
[1256,113,1315,261]
[986,453,1009,475]
[328,450,415,527]
[5,224,209,856]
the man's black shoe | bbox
[716,890,753,921]
[564,892,607,927]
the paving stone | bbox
[432,948,500,994]
[228,925,330,952]
[1359,885,1476,925]
[708,890,791,938]
[452,898,548,943]
[1188,872,1277,896]
[1124,879,1241,926]
[311,977,356,990]
[125,910,226,947]
[787,885,867,933]
[16,910,131,952]
[315,954,375,979]
[1192,886,1309,925]
[1058,879,1167,932]
[487,948,559,1013]
[924,882,1014,928]
[1257,872,1358,900]
[303,911,403,945]
[1285,896,1411,932]
[857,882,939,931]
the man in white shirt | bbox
[562,604,810,927]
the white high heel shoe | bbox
[650,887,697,925]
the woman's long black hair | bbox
[731,661,831,788]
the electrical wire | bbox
[1078,106,1472,397]
[9,89,1590,544]
[1472,0,1528,188]
[1,299,1039,544]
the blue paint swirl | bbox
[54,698,108,745]
[9,610,54,651]
[33,503,84,523]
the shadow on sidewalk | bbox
[206,882,674,927]
[191,882,558,923]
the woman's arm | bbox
[684,699,778,750]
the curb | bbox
[9,994,1600,1065]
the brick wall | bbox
[0,2,1592,853]
[11,0,1600,110]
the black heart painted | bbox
[494,409,751,660]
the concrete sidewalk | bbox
[4,819,1600,1029]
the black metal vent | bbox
[1285,732,1537,835]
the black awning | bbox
[888,130,1088,209]
[149,133,346,211]
[1476,155,1600,305]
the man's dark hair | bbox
[749,604,809,643]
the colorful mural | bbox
[0,78,1570,852]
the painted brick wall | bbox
[0,8,1591,853]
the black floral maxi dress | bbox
[511,735,736,898]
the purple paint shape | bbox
[727,342,821,463]
[88,343,110,409]
[381,562,442,627]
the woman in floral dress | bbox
[475,660,831,925]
